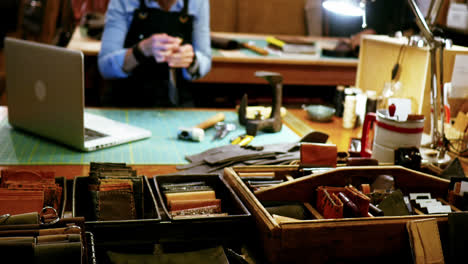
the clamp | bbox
[238,71,283,136]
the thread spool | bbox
[342,95,357,129]
[365,90,378,114]
[334,85,345,117]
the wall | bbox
[210,0,321,35]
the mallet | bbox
[177,113,225,141]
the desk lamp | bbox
[323,0,451,165]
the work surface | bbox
[0,107,362,178]
[0,107,299,165]
[67,28,358,86]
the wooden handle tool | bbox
[195,113,225,130]
[241,42,269,56]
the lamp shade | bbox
[322,0,364,17]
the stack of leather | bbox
[162,181,226,219]
[316,185,370,219]
[87,162,144,221]
[0,212,91,264]
[0,169,63,216]
[176,131,330,175]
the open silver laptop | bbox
[4,37,151,151]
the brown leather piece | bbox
[0,169,62,213]
[407,218,445,264]
[316,186,344,219]
[168,199,222,211]
[98,189,137,221]
[338,192,360,217]
[0,190,44,215]
[344,186,371,217]
[300,143,337,168]
[316,186,345,213]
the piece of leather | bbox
[448,212,468,263]
[377,190,410,216]
[34,241,82,264]
[0,212,39,225]
[441,158,466,180]
[337,192,360,218]
[168,199,221,211]
[316,186,345,214]
[107,245,229,264]
[264,203,308,220]
[300,143,337,167]
[0,190,44,216]
[188,143,296,165]
[177,135,328,175]
[344,186,370,217]
[1,170,55,186]
[323,192,343,219]
[1,169,63,214]
[157,244,229,264]
[298,131,329,143]
[98,190,137,221]
[0,240,34,263]
[244,152,299,165]
[406,218,445,264]
[170,205,222,217]
[37,234,81,243]
[88,162,145,220]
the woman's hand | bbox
[139,33,182,63]
[166,44,194,68]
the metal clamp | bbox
[238,71,283,136]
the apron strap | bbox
[139,0,147,9]
[182,0,189,16]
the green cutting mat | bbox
[0,109,300,165]
[212,38,358,61]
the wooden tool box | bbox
[224,165,458,264]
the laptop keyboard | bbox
[84,128,108,141]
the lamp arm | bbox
[407,0,434,43]
[407,0,448,160]
[426,0,443,27]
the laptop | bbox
[4,37,152,151]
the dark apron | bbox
[110,0,194,107]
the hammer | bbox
[177,113,225,141]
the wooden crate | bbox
[224,165,456,264]
[356,35,468,133]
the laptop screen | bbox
[4,37,86,150]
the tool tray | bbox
[224,165,457,264]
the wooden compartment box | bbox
[224,165,456,264]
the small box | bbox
[153,174,251,244]
[72,175,161,245]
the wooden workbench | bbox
[66,28,358,86]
